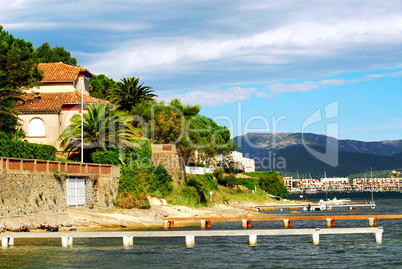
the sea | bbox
[1,192,401,268]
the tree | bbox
[0,26,43,133]
[258,172,289,199]
[177,115,236,165]
[107,77,157,112]
[89,74,118,100]
[35,42,77,66]
[59,102,141,162]
[0,89,24,133]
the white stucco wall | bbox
[20,114,62,150]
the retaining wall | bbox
[151,144,184,185]
[0,157,120,217]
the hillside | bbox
[234,133,402,178]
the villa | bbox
[16,62,106,151]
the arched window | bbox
[29,118,45,137]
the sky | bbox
[2,0,401,142]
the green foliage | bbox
[257,171,289,199]
[89,74,118,100]
[185,173,217,204]
[91,149,120,165]
[59,102,141,161]
[107,77,157,112]
[0,26,43,91]
[149,164,173,197]
[217,174,258,190]
[0,26,43,133]
[213,168,225,181]
[169,98,200,118]
[0,136,56,160]
[91,139,152,166]
[35,42,77,66]
[116,168,151,209]
[178,115,236,165]
[115,163,173,209]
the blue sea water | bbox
[1,193,401,268]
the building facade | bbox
[16,63,106,151]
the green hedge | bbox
[91,139,152,165]
[0,138,57,160]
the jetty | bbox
[163,214,402,229]
[0,227,383,248]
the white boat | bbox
[319,197,351,205]
[303,204,326,211]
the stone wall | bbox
[0,157,120,217]
[151,144,184,185]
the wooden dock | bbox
[0,227,383,248]
[163,214,402,229]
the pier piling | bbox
[185,235,195,247]
[369,217,377,227]
[312,229,320,245]
[249,234,257,246]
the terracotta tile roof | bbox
[17,92,107,113]
[38,63,93,83]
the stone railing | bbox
[0,157,120,177]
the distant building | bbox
[320,177,350,191]
[16,62,106,151]
[216,151,255,172]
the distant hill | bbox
[234,133,402,178]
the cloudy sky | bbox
[2,0,401,141]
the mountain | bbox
[234,133,402,178]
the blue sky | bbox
[2,0,401,141]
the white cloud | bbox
[158,87,258,106]
[259,70,402,97]
[2,0,402,93]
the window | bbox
[29,118,45,137]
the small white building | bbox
[216,151,255,172]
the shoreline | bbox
[0,199,309,232]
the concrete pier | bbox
[0,227,383,248]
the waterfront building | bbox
[16,62,106,151]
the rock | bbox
[147,196,162,206]
[161,199,168,206]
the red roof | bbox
[17,92,107,113]
[38,63,93,83]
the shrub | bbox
[258,172,289,198]
[213,168,225,181]
[91,149,120,165]
[150,164,173,197]
[216,154,244,173]
[0,137,56,160]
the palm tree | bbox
[59,102,142,160]
[107,77,157,112]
